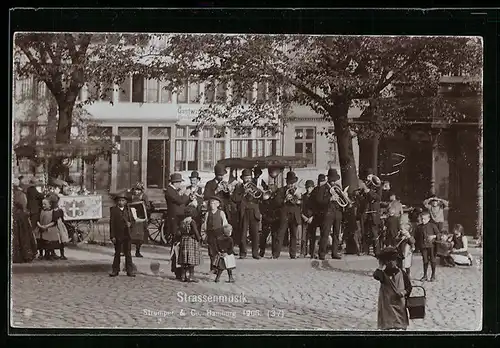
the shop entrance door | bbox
[147,139,170,189]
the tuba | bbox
[243,182,272,200]
[328,183,352,208]
[366,174,382,188]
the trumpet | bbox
[328,183,352,208]
[366,174,382,188]
[243,182,273,200]
[284,186,302,205]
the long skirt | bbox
[179,235,201,266]
[12,210,37,263]
[41,226,61,251]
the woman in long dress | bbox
[373,247,410,330]
[129,183,150,257]
[12,183,37,263]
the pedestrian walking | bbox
[214,224,236,283]
[373,247,411,331]
[179,207,202,282]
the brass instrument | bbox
[284,186,302,205]
[366,174,382,188]
[328,183,352,208]
[243,182,272,200]
[215,180,230,194]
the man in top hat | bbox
[203,164,230,203]
[109,191,136,277]
[231,169,262,259]
[272,171,302,259]
[316,169,343,260]
[186,171,204,230]
[358,168,382,256]
[164,173,191,279]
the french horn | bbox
[366,174,382,188]
[243,182,272,200]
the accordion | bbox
[129,201,148,221]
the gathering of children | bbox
[373,192,475,330]
[110,191,237,283]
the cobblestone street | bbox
[11,245,482,331]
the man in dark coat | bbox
[309,174,326,258]
[359,168,382,256]
[259,183,280,257]
[273,171,302,259]
[231,169,262,259]
[164,173,191,279]
[316,169,343,260]
[109,192,136,277]
[186,171,204,228]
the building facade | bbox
[12,76,360,191]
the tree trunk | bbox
[358,137,380,177]
[332,103,359,255]
[48,98,75,180]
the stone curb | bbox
[12,261,111,274]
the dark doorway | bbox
[147,139,170,189]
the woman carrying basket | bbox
[373,247,411,330]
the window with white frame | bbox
[175,126,225,172]
[326,127,339,166]
[204,81,228,104]
[294,127,316,166]
[230,129,280,158]
[177,80,201,104]
[16,77,46,101]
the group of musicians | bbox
[164,164,384,261]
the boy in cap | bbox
[109,192,135,277]
[423,194,449,232]
[299,180,315,257]
[416,211,440,282]
[201,196,229,273]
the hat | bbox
[133,182,145,191]
[305,180,315,188]
[112,191,130,201]
[169,173,184,183]
[214,164,227,176]
[253,167,263,174]
[209,196,222,204]
[286,171,298,183]
[241,169,252,178]
[377,246,400,262]
[12,178,20,186]
[317,174,326,182]
[327,169,340,182]
[189,171,201,179]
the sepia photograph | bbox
[10,32,483,331]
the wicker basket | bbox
[407,285,426,319]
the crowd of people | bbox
[12,176,71,263]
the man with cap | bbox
[358,168,382,256]
[273,171,302,259]
[316,169,343,260]
[164,173,191,279]
[231,169,262,259]
[299,179,316,257]
[109,191,136,277]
